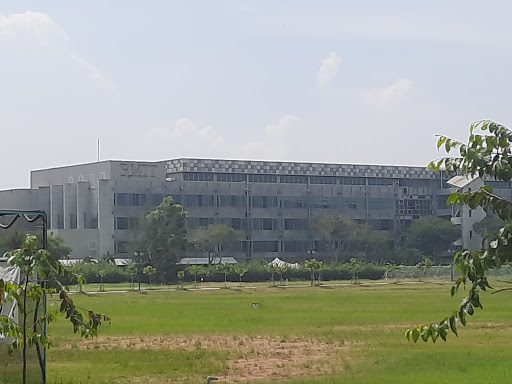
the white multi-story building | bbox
[0,158,457,260]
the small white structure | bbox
[267,258,300,269]
[447,175,485,250]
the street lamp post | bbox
[133,251,145,291]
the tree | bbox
[140,196,188,282]
[408,120,512,343]
[234,266,248,285]
[126,264,137,289]
[46,234,72,260]
[0,234,109,383]
[190,224,243,265]
[348,258,362,284]
[187,265,201,287]
[305,259,323,286]
[312,215,366,261]
[143,265,157,285]
[276,265,289,285]
[97,269,107,291]
[215,263,233,287]
[266,263,278,286]
[176,270,185,288]
[403,216,460,262]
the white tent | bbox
[0,265,20,344]
[267,258,300,269]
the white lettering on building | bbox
[120,163,157,177]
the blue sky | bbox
[2,1,512,189]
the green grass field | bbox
[46,280,512,383]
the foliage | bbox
[304,259,324,286]
[189,224,243,265]
[126,264,137,289]
[234,266,248,285]
[348,257,362,284]
[140,196,188,282]
[402,216,460,261]
[215,263,233,287]
[143,265,157,285]
[408,120,512,342]
[0,234,109,383]
[311,215,367,261]
[68,261,130,285]
[176,270,185,288]
[97,269,107,291]
[0,232,72,261]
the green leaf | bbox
[449,316,458,337]
[412,327,420,343]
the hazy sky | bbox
[2,1,512,189]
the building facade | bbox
[0,158,458,261]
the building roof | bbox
[447,175,479,188]
[178,257,238,265]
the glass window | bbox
[218,195,246,207]
[183,172,214,181]
[280,175,307,184]
[283,240,310,252]
[252,241,278,252]
[217,173,245,182]
[283,218,309,230]
[310,176,337,184]
[248,174,278,183]
[339,177,365,185]
[251,196,278,208]
[281,196,308,208]
[115,241,129,254]
[230,218,248,230]
[367,178,395,186]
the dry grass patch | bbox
[57,335,353,382]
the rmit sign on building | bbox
[120,163,157,177]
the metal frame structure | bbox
[0,209,48,384]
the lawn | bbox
[45,280,512,383]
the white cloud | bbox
[69,53,115,92]
[369,78,413,106]
[0,11,113,91]
[241,115,300,159]
[0,11,68,45]
[143,118,224,158]
[317,52,341,87]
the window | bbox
[184,195,215,207]
[183,172,214,181]
[339,177,365,185]
[251,196,278,208]
[283,241,310,252]
[230,218,248,230]
[252,241,278,252]
[251,218,278,230]
[281,196,308,208]
[284,218,309,230]
[469,230,473,239]
[248,174,277,183]
[114,193,147,206]
[367,178,394,186]
[115,242,129,254]
[116,217,140,230]
[280,175,307,184]
[218,195,246,207]
[70,214,77,229]
[310,176,336,185]
[217,173,245,182]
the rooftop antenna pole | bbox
[97,138,100,162]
